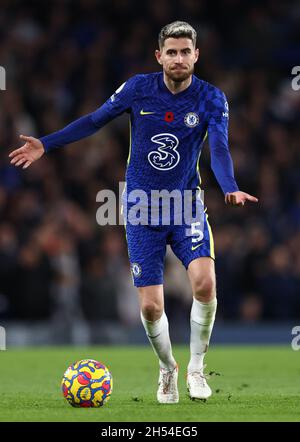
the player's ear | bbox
[194,48,199,63]
[155,49,163,65]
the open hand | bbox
[9,135,45,169]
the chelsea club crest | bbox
[131,263,142,278]
[184,112,199,128]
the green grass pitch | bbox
[0,345,299,422]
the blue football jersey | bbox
[91,72,238,196]
[41,72,238,197]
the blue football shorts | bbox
[124,207,215,287]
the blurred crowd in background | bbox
[0,0,299,341]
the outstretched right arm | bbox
[9,76,137,168]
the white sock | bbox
[141,311,177,370]
[188,297,217,373]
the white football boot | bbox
[157,364,179,404]
[187,366,212,400]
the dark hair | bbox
[158,21,197,49]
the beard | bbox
[165,65,194,83]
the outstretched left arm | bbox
[207,90,258,207]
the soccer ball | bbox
[61,359,113,407]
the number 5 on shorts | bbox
[191,221,204,243]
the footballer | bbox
[9,21,258,403]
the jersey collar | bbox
[158,72,196,98]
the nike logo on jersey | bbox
[191,242,204,251]
[140,109,155,115]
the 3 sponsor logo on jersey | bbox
[148,133,180,171]
[184,112,199,127]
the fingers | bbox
[23,161,32,169]
[10,153,25,164]
[234,198,244,207]
[246,194,259,203]
[9,135,32,158]
[19,134,32,142]
[225,193,237,205]
[9,136,34,169]
[10,158,32,168]
[15,157,27,167]
[11,156,27,167]
[225,192,244,206]
[8,146,25,158]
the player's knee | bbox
[141,300,163,321]
[193,275,216,302]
